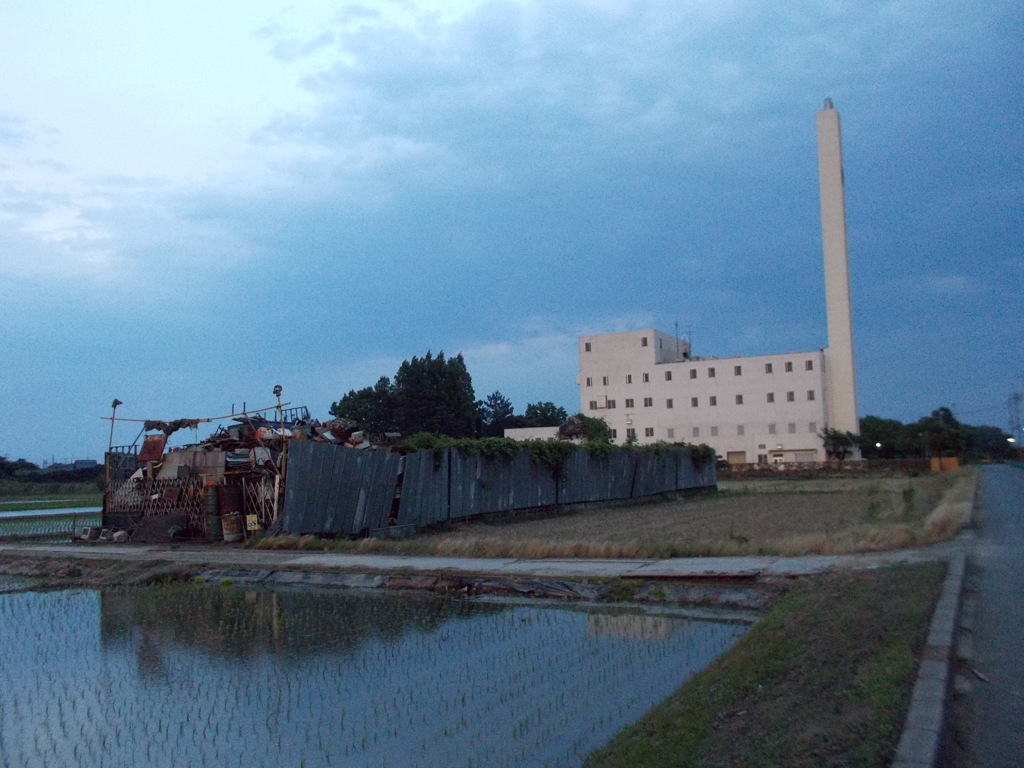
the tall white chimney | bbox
[816,98,859,435]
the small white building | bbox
[576,100,859,465]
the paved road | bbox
[958,465,1024,767]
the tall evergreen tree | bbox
[392,351,477,437]
[480,391,516,437]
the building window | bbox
[787,391,795,402]
[735,394,743,405]
[765,362,773,374]
[625,398,634,408]
[734,365,742,376]
[767,392,775,403]
[737,425,745,436]
[692,427,700,438]
[610,429,617,439]
[667,428,675,439]
[641,337,648,347]
[805,360,814,371]
[607,400,616,409]
[642,373,649,383]
[626,427,636,440]
[602,376,609,385]
[785,361,794,372]
[666,398,673,408]
[689,369,697,379]
[589,401,598,410]
[584,342,591,352]
[691,397,698,407]
[808,422,817,433]
[807,390,815,401]
[644,427,654,437]
[768,423,777,434]
[788,422,797,434]
[625,374,632,384]
[708,367,716,378]
[709,396,717,406]
[710,426,719,437]
[585,377,592,387]
[665,371,672,381]
[643,397,653,407]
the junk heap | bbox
[101,405,400,544]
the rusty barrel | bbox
[218,485,244,543]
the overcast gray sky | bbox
[1,0,1021,463]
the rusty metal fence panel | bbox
[558,450,637,504]
[282,440,317,532]
[351,449,402,532]
[631,451,679,497]
[283,442,400,534]
[448,449,558,519]
[396,451,449,528]
[677,449,716,489]
[282,443,714,536]
[509,450,559,510]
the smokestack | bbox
[816,99,859,435]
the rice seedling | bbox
[0,583,748,767]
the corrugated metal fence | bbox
[282,442,715,536]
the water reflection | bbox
[1,585,748,768]
[100,584,491,660]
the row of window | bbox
[584,360,812,387]
[612,422,819,441]
[583,336,658,352]
[589,390,815,410]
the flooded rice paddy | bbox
[0,583,748,767]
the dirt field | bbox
[399,469,973,559]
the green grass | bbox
[585,562,944,768]
[0,495,101,512]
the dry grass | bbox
[254,469,977,558]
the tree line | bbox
[825,407,1016,462]
[0,456,104,482]
[328,351,569,439]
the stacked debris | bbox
[102,403,403,544]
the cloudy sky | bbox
[1,0,1021,463]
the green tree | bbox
[857,416,912,459]
[392,351,477,438]
[911,407,967,458]
[329,376,396,434]
[480,391,516,437]
[964,424,1014,461]
[820,427,857,464]
[523,401,568,427]
[558,413,613,444]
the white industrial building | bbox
[576,100,859,464]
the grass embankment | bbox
[0,496,102,512]
[0,481,102,511]
[586,562,945,768]
[252,470,976,558]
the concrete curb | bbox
[890,471,979,767]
